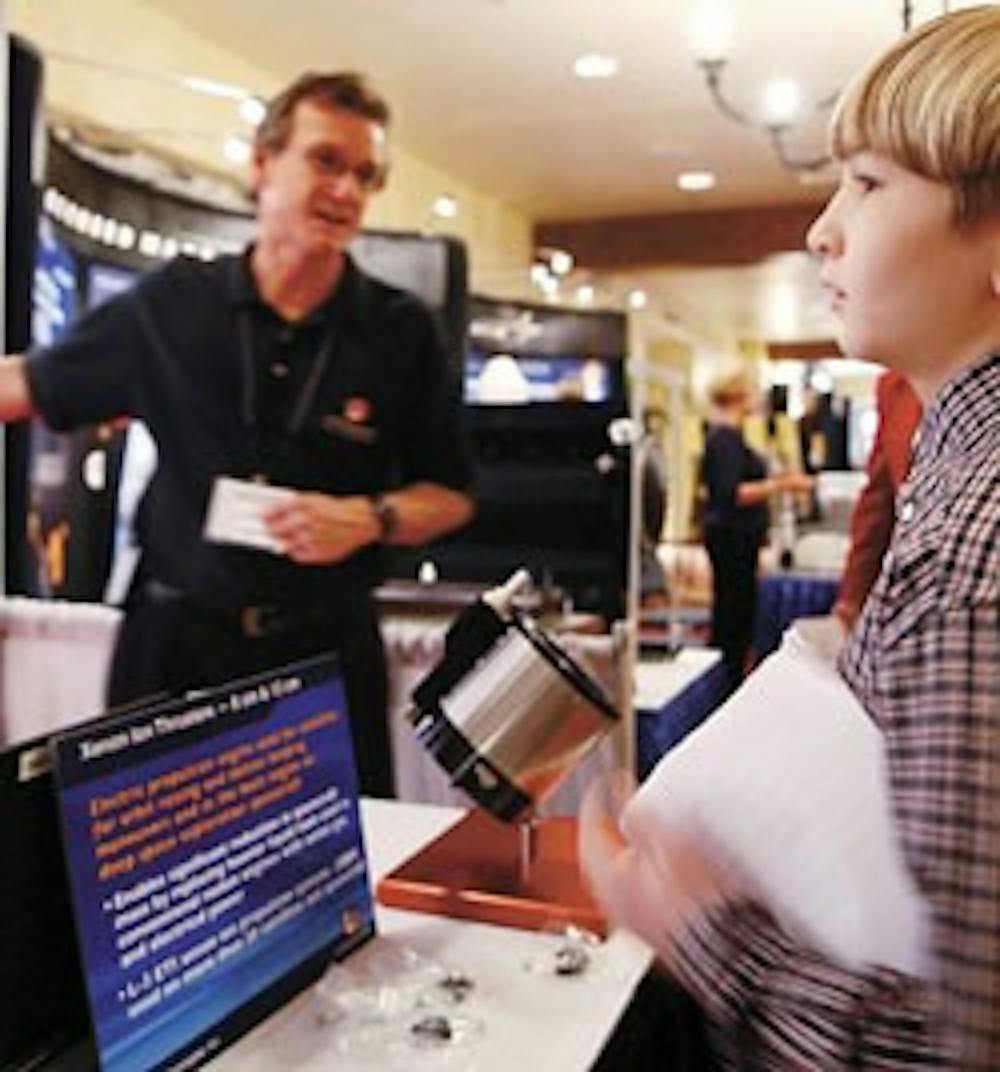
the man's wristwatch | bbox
[370,494,398,543]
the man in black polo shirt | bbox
[0,72,475,797]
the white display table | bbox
[207,799,651,1072]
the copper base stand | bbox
[376,810,607,936]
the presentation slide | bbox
[52,656,374,1072]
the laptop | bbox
[48,655,373,1072]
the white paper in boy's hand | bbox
[624,623,934,977]
[203,476,295,555]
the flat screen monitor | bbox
[465,296,627,410]
[466,348,615,405]
[50,655,373,1072]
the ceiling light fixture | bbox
[222,134,252,165]
[431,193,459,219]
[548,249,574,276]
[691,1,947,175]
[239,96,267,126]
[47,50,261,104]
[693,55,835,174]
[573,53,620,79]
[627,289,648,310]
[676,169,717,192]
[540,275,560,300]
[180,75,246,101]
[46,49,268,133]
[530,247,575,298]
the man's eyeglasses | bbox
[310,148,386,193]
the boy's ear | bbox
[990,221,1000,299]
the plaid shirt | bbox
[671,354,1000,1069]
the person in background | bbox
[797,386,827,476]
[832,369,922,627]
[0,71,475,797]
[699,371,813,686]
[796,385,826,521]
[639,406,671,612]
[583,7,1000,1067]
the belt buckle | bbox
[241,605,271,639]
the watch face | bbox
[374,495,398,541]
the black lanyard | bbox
[236,307,340,476]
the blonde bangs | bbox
[830,7,1000,225]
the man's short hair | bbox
[830,6,1000,227]
[254,71,391,155]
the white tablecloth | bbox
[0,596,120,741]
[0,600,626,816]
[207,799,651,1072]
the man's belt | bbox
[141,578,325,640]
[238,603,312,639]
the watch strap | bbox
[371,494,398,543]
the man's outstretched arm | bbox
[0,356,36,422]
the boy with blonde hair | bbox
[584,8,1000,1067]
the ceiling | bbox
[31,0,975,343]
[141,0,915,220]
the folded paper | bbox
[625,622,933,977]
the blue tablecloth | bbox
[753,572,839,661]
[636,657,731,780]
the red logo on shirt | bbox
[344,396,372,424]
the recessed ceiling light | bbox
[549,249,574,275]
[182,75,246,100]
[761,77,802,126]
[575,284,595,305]
[239,95,266,126]
[627,289,648,310]
[139,230,163,257]
[573,53,619,79]
[690,1,733,63]
[222,134,251,165]
[677,169,717,192]
[432,193,459,219]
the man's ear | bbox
[250,147,269,201]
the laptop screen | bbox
[50,655,373,1072]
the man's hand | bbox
[262,482,473,564]
[778,471,817,495]
[263,492,378,564]
[579,770,732,969]
[0,356,37,423]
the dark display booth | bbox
[393,297,631,621]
